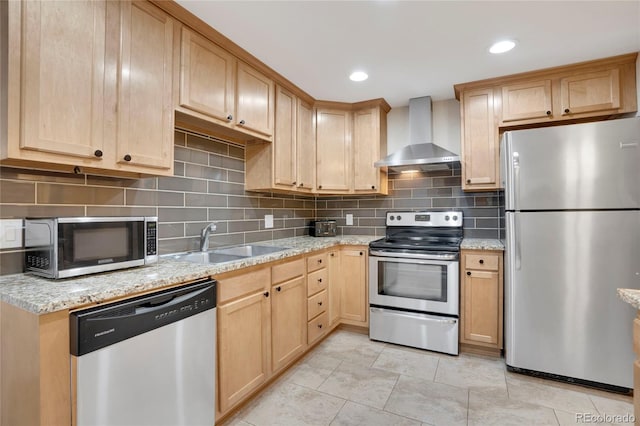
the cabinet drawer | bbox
[307,253,328,273]
[272,258,305,284]
[465,254,499,271]
[307,290,327,320]
[308,311,329,344]
[218,268,270,304]
[307,268,328,296]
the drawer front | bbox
[465,253,499,271]
[307,290,327,320]
[307,252,328,273]
[308,311,328,344]
[218,268,270,304]
[307,268,328,296]
[272,258,305,284]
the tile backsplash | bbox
[0,129,503,275]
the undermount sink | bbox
[165,244,290,265]
[211,244,289,257]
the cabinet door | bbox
[501,80,552,123]
[340,249,367,324]
[273,86,297,187]
[296,99,316,192]
[236,61,274,138]
[17,0,106,160]
[179,27,235,123]
[316,109,351,192]
[116,1,174,172]
[353,107,382,192]
[461,269,500,345]
[271,276,306,372]
[218,290,270,413]
[327,250,342,326]
[461,88,498,191]
[560,68,621,116]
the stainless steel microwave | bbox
[24,217,158,279]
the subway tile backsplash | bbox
[0,129,504,275]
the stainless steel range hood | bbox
[375,96,460,172]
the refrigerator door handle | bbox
[513,151,520,212]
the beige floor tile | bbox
[384,375,468,426]
[240,382,346,426]
[314,330,386,367]
[286,353,342,389]
[506,373,598,413]
[330,401,420,426]
[317,361,400,409]
[434,353,507,396]
[589,394,635,425]
[468,390,558,425]
[372,346,440,382]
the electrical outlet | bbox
[345,214,354,226]
[0,219,23,249]
[264,214,274,229]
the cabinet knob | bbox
[276,286,281,292]
[94,150,103,158]
[292,181,296,185]
[318,185,323,189]
[371,185,375,190]
[318,259,322,264]
[359,251,363,256]
[330,253,334,257]
[239,119,246,125]
[123,154,132,162]
[318,278,322,283]
[479,259,484,264]
[318,301,323,306]
[546,110,551,116]
[318,324,323,329]
[467,271,471,276]
[466,179,471,184]
[564,108,570,114]
[299,183,304,187]
[226,114,233,121]
[264,291,269,298]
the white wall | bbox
[386,99,461,155]
[637,53,639,117]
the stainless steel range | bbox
[368,211,463,355]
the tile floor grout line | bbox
[326,398,349,426]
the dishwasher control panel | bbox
[70,279,216,356]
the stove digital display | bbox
[415,214,431,222]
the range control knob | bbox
[453,215,458,221]
[389,216,394,220]
[445,215,450,221]
[396,215,401,221]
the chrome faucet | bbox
[200,223,217,252]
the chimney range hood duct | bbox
[374,96,460,172]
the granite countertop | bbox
[0,235,377,315]
[618,288,640,310]
[460,238,504,251]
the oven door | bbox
[369,252,459,316]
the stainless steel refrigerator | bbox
[502,117,640,391]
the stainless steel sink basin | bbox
[164,244,290,265]
[211,245,289,257]
[165,252,247,265]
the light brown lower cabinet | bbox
[459,249,504,356]
[339,247,368,326]
[328,250,341,326]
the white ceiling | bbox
[176,1,640,108]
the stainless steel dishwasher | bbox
[70,279,216,426]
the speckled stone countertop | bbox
[618,289,640,310]
[0,236,377,315]
[460,238,504,251]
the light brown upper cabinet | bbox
[176,27,274,143]
[316,108,352,193]
[3,0,176,177]
[353,106,388,194]
[461,88,499,191]
[455,53,637,191]
[245,86,315,193]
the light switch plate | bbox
[0,219,23,249]
[264,214,274,229]
[346,214,354,226]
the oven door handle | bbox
[370,307,457,325]
[368,249,458,261]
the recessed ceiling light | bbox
[489,40,516,54]
[349,71,368,82]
